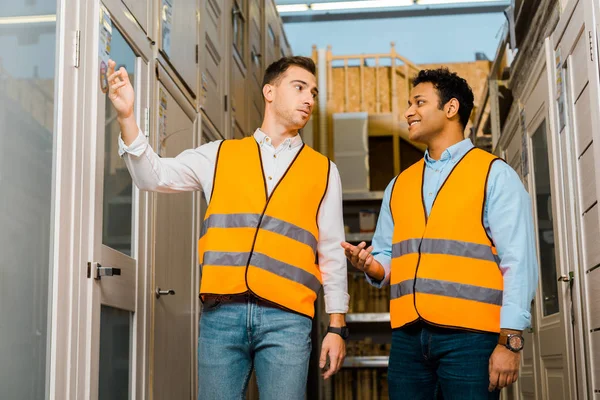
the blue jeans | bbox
[197,295,312,400]
[388,322,500,400]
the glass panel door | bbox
[0,4,57,398]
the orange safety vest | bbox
[389,148,503,333]
[197,136,330,318]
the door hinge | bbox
[589,31,595,62]
[144,107,149,137]
[224,95,228,112]
[196,44,199,64]
[75,30,81,68]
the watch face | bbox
[508,335,524,351]
[341,327,350,339]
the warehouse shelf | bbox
[343,356,389,368]
[345,232,374,242]
[342,191,385,201]
[346,313,390,323]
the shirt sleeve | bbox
[318,162,350,314]
[365,177,397,288]
[485,161,539,330]
[118,129,221,198]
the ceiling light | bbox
[277,4,311,12]
[0,14,56,25]
[417,0,502,4]
[311,0,414,11]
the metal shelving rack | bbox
[330,191,391,399]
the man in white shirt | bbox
[107,56,348,399]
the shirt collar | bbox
[253,128,303,149]
[424,138,474,166]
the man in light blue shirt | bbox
[342,68,538,399]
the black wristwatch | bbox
[327,326,350,340]
[498,333,524,352]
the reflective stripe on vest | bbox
[392,238,500,265]
[202,251,322,294]
[201,213,318,254]
[198,137,330,318]
[389,147,503,333]
[390,279,503,306]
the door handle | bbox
[557,271,574,283]
[90,262,121,280]
[156,288,176,298]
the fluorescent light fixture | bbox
[417,0,502,4]
[311,0,414,10]
[0,14,56,25]
[277,4,311,12]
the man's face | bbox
[268,66,318,130]
[404,82,447,143]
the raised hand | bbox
[341,241,385,281]
[107,59,134,120]
[341,241,374,272]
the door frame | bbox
[548,0,600,397]
[517,42,579,399]
[75,0,154,398]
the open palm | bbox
[107,59,135,119]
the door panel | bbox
[232,59,247,135]
[548,0,600,396]
[248,0,263,133]
[122,0,148,34]
[573,85,593,156]
[264,0,280,67]
[588,267,600,327]
[159,0,198,95]
[578,146,597,210]
[525,61,571,399]
[153,81,196,400]
[89,22,147,400]
[582,204,600,268]
[199,0,226,136]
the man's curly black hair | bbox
[412,68,474,130]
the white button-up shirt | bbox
[119,128,349,313]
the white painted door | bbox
[548,0,600,397]
[159,0,199,97]
[199,0,228,136]
[231,0,249,138]
[152,67,199,400]
[520,55,574,399]
[85,19,151,400]
[248,0,264,133]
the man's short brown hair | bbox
[262,56,316,88]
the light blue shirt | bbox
[367,139,538,330]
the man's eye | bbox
[295,85,302,90]
[417,100,424,106]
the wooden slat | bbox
[344,58,349,112]
[375,57,381,113]
[360,57,365,111]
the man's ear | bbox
[263,84,274,102]
[446,98,460,120]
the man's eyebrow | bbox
[291,80,319,94]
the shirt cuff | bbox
[118,130,148,157]
[500,304,532,331]
[324,292,350,314]
[364,254,391,288]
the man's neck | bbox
[260,121,299,148]
[425,129,465,160]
